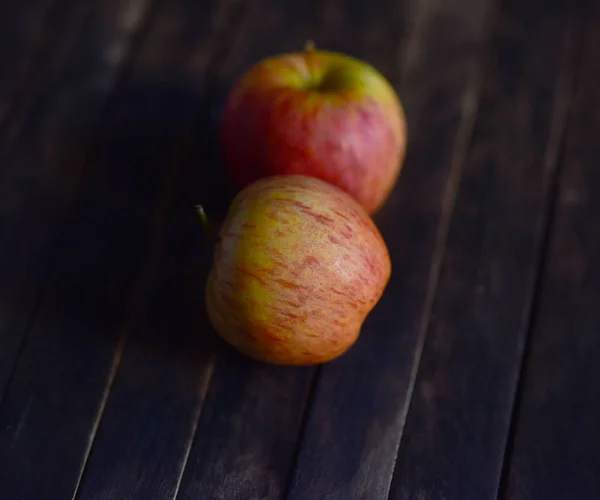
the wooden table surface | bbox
[0,0,598,498]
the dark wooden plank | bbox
[172,1,409,499]
[386,0,581,499]
[0,0,240,498]
[285,0,497,498]
[70,2,246,499]
[501,2,600,499]
[0,0,154,403]
[0,0,70,128]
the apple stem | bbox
[304,39,316,52]
[195,204,218,244]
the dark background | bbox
[0,0,598,498]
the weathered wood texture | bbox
[0,0,153,403]
[388,0,582,498]
[0,0,594,498]
[0,0,70,128]
[73,1,247,498]
[502,1,600,498]
[0,0,241,498]
[286,0,494,498]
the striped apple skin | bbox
[205,175,391,365]
[220,50,407,215]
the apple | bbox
[220,43,407,215]
[202,175,391,365]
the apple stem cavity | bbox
[195,204,218,245]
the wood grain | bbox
[0,0,239,498]
[285,0,496,498]
[0,0,154,405]
[387,0,582,498]
[501,1,600,498]
[71,1,246,498]
[0,0,71,129]
[0,0,588,498]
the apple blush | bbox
[203,175,391,365]
[220,45,407,215]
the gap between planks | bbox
[280,366,322,500]
[382,2,500,498]
[495,1,593,498]
[0,0,156,413]
[67,0,249,497]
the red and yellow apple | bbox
[220,45,407,215]
[203,175,391,365]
